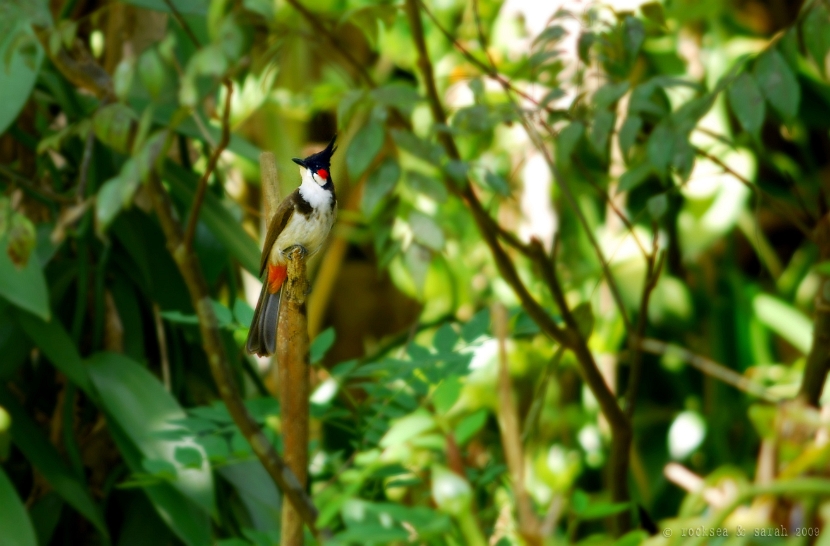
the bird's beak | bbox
[292,158,305,167]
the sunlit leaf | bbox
[753,294,812,353]
[87,352,216,516]
[409,210,444,251]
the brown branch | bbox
[799,213,830,406]
[403,0,632,534]
[493,303,542,546]
[416,0,566,118]
[277,247,311,546]
[183,79,233,250]
[162,0,202,48]
[146,174,323,537]
[623,232,664,419]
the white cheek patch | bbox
[298,167,334,208]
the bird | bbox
[246,135,338,357]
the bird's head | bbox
[292,135,337,187]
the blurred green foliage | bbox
[3,0,830,544]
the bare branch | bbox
[278,247,311,545]
[183,80,233,250]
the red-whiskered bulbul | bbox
[246,136,338,357]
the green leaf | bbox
[594,81,629,109]
[588,110,615,156]
[143,458,178,480]
[87,352,216,516]
[618,115,642,159]
[233,298,254,326]
[640,2,666,26]
[753,49,800,122]
[0,388,109,539]
[362,158,400,217]
[461,308,490,341]
[15,310,92,393]
[623,16,645,66]
[647,194,668,219]
[108,417,211,546]
[753,294,812,354]
[556,121,585,165]
[93,103,137,154]
[174,447,204,469]
[618,162,653,193]
[454,409,488,446]
[646,122,674,175]
[371,83,420,116]
[533,25,566,46]
[483,170,510,196]
[433,323,459,353]
[392,130,444,164]
[0,231,49,321]
[0,466,37,546]
[138,47,167,100]
[432,376,462,414]
[446,160,468,186]
[408,171,448,202]
[0,22,44,135]
[728,72,765,137]
[123,0,207,15]
[803,5,830,75]
[310,327,336,364]
[409,210,444,251]
[6,212,36,267]
[348,120,385,179]
[380,409,436,448]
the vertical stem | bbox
[493,303,541,545]
[800,214,830,405]
[278,247,310,545]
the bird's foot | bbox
[283,244,308,259]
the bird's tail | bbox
[246,265,287,357]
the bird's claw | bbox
[284,244,308,258]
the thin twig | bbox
[162,0,202,48]
[493,303,542,545]
[637,338,779,402]
[417,0,562,117]
[694,146,813,239]
[183,80,233,250]
[77,131,95,200]
[283,0,376,87]
[623,231,664,419]
[153,304,172,392]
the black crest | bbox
[292,135,337,171]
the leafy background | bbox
[2,0,830,544]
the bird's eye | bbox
[316,169,328,180]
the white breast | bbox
[270,169,336,264]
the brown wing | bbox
[258,189,300,276]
